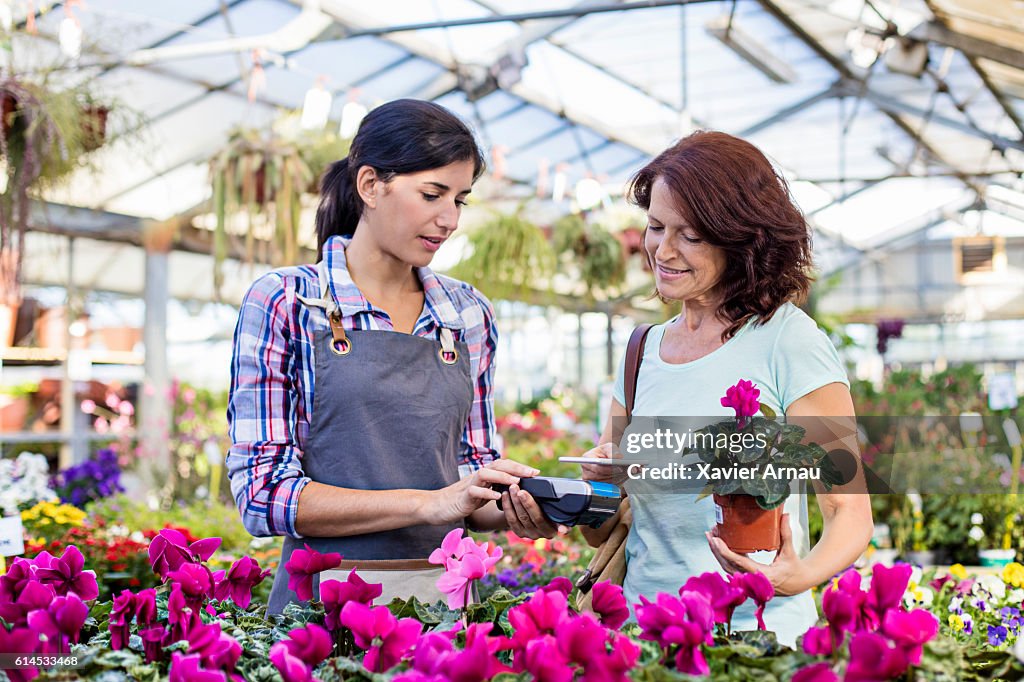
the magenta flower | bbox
[33,545,99,601]
[507,589,571,650]
[212,556,271,609]
[398,628,460,680]
[148,529,221,579]
[135,588,159,627]
[277,624,334,668]
[0,555,52,603]
[591,581,630,629]
[0,579,56,627]
[682,572,746,627]
[538,576,574,596]
[882,609,939,665]
[792,662,839,682]
[0,625,41,682]
[844,631,909,682]
[167,563,215,605]
[720,379,761,421]
[821,570,867,639]
[109,590,136,651]
[866,563,912,624]
[801,625,834,657]
[340,601,422,672]
[270,643,318,682]
[732,572,774,630]
[283,544,342,602]
[321,570,383,631]
[635,591,714,675]
[167,583,201,643]
[28,593,88,653]
[405,622,511,681]
[523,635,573,682]
[140,624,168,663]
[185,621,242,673]
[168,651,228,682]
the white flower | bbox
[905,581,934,608]
[910,566,923,587]
[971,513,985,525]
[949,596,964,612]
[974,574,1007,600]
[1015,633,1024,663]
[969,526,986,542]
[1009,589,1024,604]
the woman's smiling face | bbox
[644,177,727,304]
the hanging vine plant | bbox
[208,119,350,293]
[449,205,556,302]
[552,213,626,301]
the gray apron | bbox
[267,261,473,614]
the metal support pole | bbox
[140,234,172,498]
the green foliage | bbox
[448,207,556,301]
[551,213,626,300]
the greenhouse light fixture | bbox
[300,81,332,130]
[705,15,797,84]
[339,101,367,139]
[59,16,82,60]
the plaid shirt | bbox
[227,235,499,538]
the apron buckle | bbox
[438,348,459,364]
[329,312,351,355]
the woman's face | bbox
[363,159,475,268]
[644,177,727,303]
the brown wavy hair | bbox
[629,130,814,341]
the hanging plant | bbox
[207,120,350,293]
[551,213,626,300]
[449,206,556,302]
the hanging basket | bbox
[713,493,783,554]
[80,104,110,152]
[1,92,16,140]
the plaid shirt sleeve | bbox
[458,288,500,474]
[226,273,311,538]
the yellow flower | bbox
[950,564,968,581]
[534,538,547,551]
[1002,562,1024,588]
[949,614,965,631]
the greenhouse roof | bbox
[10,0,1024,307]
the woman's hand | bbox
[705,513,805,597]
[499,483,568,539]
[580,443,627,486]
[430,460,539,526]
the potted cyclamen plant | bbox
[693,380,844,553]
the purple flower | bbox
[212,556,270,609]
[989,624,1009,647]
[283,544,342,602]
[720,379,761,421]
[33,546,99,601]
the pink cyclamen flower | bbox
[721,379,761,421]
[792,662,840,682]
[539,576,574,596]
[28,593,89,652]
[524,634,574,682]
[731,572,775,630]
[185,621,242,673]
[212,556,271,609]
[682,572,746,627]
[436,552,486,610]
[507,588,572,652]
[270,642,318,682]
[340,601,422,673]
[591,581,630,630]
[428,528,503,571]
[33,546,99,601]
[139,624,168,664]
[0,625,41,682]
[148,528,221,579]
[866,563,913,624]
[109,590,136,651]
[167,563,215,605]
[635,591,714,675]
[801,625,834,657]
[0,579,56,628]
[283,544,342,602]
[844,631,910,682]
[822,570,867,639]
[169,651,228,682]
[321,570,383,631]
[882,608,939,665]
[135,588,159,627]
[167,583,201,643]
[278,624,334,668]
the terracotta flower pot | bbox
[713,493,782,554]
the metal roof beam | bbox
[910,20,1024,71]
[738,83,841,137]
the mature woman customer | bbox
[581,131,872,646]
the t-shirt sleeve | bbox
[612,344,628,406]
[771,310,850,412]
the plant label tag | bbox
[0,515,25,556]
[714,503,723,525]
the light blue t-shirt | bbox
[612,303,849,647]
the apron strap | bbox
[296,260,350,355]
[438,327,458,365]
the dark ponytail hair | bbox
[315,99,486,257]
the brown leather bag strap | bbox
[624,324,654,421]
